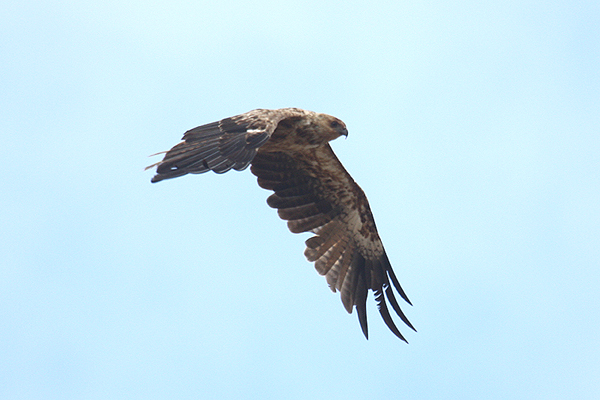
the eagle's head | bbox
[316,113,348,142]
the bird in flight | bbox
[148,108,415,340]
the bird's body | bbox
[148,108,415,340]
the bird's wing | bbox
[251,144,415,340]
[148,108,308,182]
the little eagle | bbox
[148,108,415,340]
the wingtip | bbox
[358,313,369,340]
[384,254,413,306]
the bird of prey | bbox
[148,108,415,341]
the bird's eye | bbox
[330,120,339,128]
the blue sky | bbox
[2,1,599,399]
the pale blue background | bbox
[2,1,599,399]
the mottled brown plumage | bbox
[148,108,415,340]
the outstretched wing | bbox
[148,108,308,182]
[250,145,415,341]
